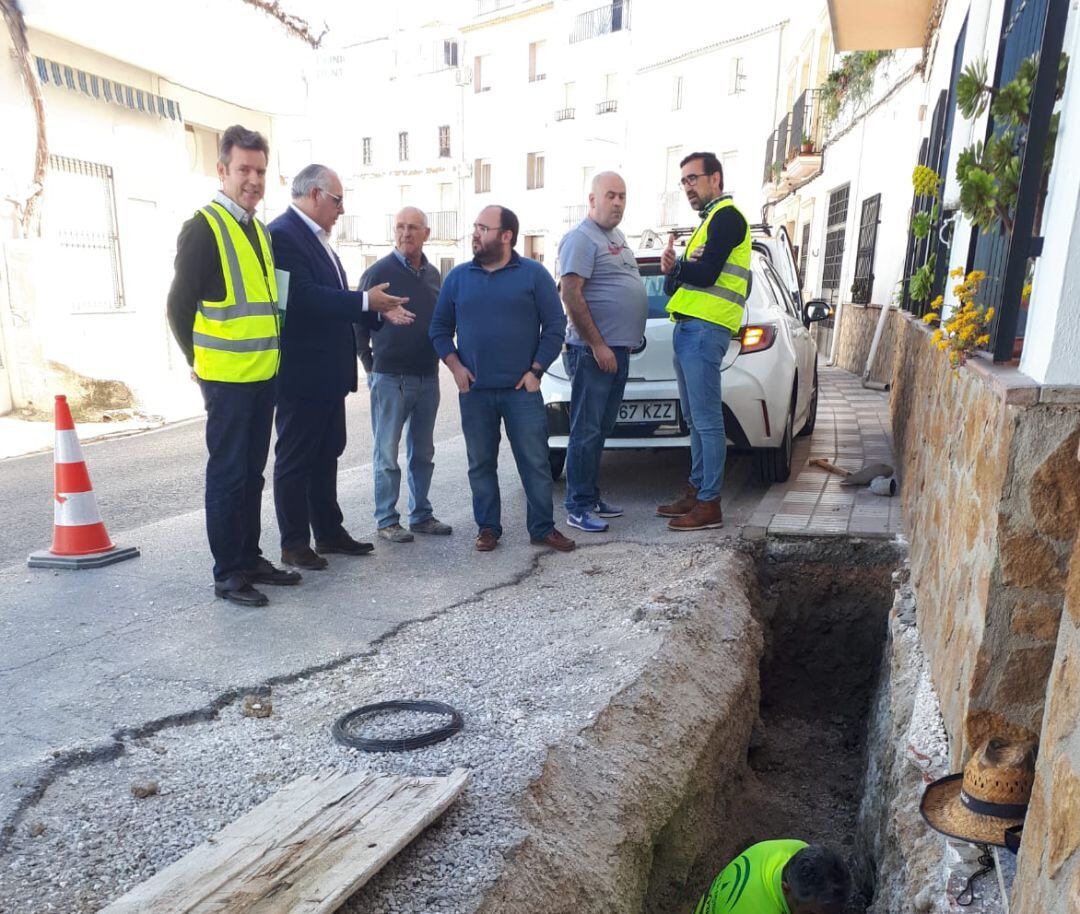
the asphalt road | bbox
[0,374,465,569]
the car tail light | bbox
[740,324,777,353]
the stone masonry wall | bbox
[889,312,1080,762]
[833,303,898,385]
[1012,532,1080,913]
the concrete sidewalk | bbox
[750,365,904,538]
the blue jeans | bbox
[562,344,630,513]
[198,378,275,581]
[458,387,554,540]
[368,372,440,528]
[673,319,732,502]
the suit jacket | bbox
[268,206,380,402]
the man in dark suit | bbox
[269,164,414,570]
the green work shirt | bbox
[693,840,809,914]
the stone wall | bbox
[1012,524,1080,913]
[833,303,898,384]
[888,311,1080,762]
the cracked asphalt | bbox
[0,374,769,832]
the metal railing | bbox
[762,132,776,184]
[563,204,587,226]
[787,89,824,161]
[338,215,364,243]
[596,99,618,114]
[659,190,682,227]
[384,210,459,243]
[570,0,630,43]
[555,107,575,121]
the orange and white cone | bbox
[27,395,139,569]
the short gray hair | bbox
[291,164,334,199]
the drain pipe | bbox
[861,298,892,391]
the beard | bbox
[473,236,503,264]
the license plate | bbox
[616,400,678,424]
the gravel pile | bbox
[1,541,722,914]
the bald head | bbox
[589,171,626,230]
[394,206,430,266]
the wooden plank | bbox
[99,768,470,914]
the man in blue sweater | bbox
[429,205,575,553]
[357,207,453,544]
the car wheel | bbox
[798,361,819,437]
[757,399,794,484]
[548,448,566,481]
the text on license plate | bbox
[616,400,677,423]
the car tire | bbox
[548,448,566,481]
[798,361,819,438]
[757,398,794,484]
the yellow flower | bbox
[937,340,949,352]
[923,312,940,324]
[932,329,943,344]
[976,335,990,347]
[968,270,987,282]
[984,307,995,321]
[930,295,944,309]
[949,266,965,279]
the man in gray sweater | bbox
[356,207,452,543]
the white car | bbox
[543,225,830,483]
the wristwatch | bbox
[530,366,544,380]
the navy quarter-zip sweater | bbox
[429,252,566,390]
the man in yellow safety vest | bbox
[167,125,298,607]
[657,151,752,532]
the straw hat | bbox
[920,737,1036,847]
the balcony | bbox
[555,107,575,121]
[827,0,934,51]
[563,204,587,227]
[596,99,618,115]
[384,210,460,243]
[761,89,825,199]
[338,215,364,244]
[570,0,630,44]
[658,190,683,228]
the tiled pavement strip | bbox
[747,365,904,539]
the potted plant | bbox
[800,133,815,155]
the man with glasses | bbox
[429,205,575,553]
[269,164,414,571]
[656,151,752,531]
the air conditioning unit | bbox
[454,66,473,86]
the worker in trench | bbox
[691,839,851,914]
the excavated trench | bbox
[637,537,902,914]
[725,538,899,913]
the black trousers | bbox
[198,378,276,582]
[273,394,348,550]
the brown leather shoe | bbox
[475,528,499,552]
[656,484,699,517]
[530,528,576,552]
[667,498,723,531]
[281,545,329,569]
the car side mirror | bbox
[804,299,831,324]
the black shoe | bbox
[214,575,269,607]
[314,532,375,556]
[281,545,329,570]
[246,557,302,586]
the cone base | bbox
[28,544,140,570]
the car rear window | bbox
[637,260,671,319]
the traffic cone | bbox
[27,395,139,569]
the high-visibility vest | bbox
[192,202,280,382]
[666,195,752,333]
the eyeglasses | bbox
[473,223,501,234]
[680,172,716,188]
[321,189,344,207]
